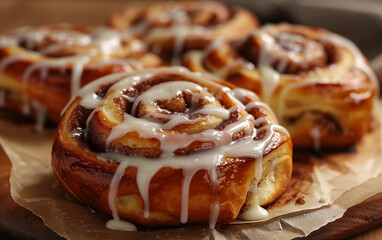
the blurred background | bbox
[1,0,382,82]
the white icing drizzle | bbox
[90,58,143,71]
[229,24,380,156]
[108,161,129,220]
[202,38,224,60]
[0,54,32,107]
[255,24,379,109]
[238,118,280,221]
[277,81,319,121]
[78,72,133,110]
[253,30,284,104]
[106,219,137,232]
[140,6,207,66]
[310,126,321,152]
[323,31,379,91]
[131,81,205,114]
[245,101,279,125]
[319,195,327,203]
[211,229,228,240]
[124,21,150,38]
[128,81,231,130]
[83,108,98,139]
[99,149,224,227]
[148,26,206,66]
[208,167,220,229]
[191,39,255,80]
[231,87,281,126]
[171,26,187,66]
[0,26,147,128]
[191,24,378,137]
[23,55,90,96]
[183,50,224,82]
[106,111,252,155]
[239,195,269,221]
[70,56,91,96]
[99,121,280,227]
[136,163,159,218]
[268,158,277,183]
[72,67,289,227]
[143,103,231,131]
[215,60,254,79]
[0,36,18,47]
[31,100,47,132]
[231,88,260,102]
[258,65,280,104]
[92,28,123,55]
[180,168,199,223]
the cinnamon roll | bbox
[183,23,378,150]
[52,67,292,228]
[0,24,162,127]
[109,1,259,65]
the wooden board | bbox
[0,147,63,240]
[1,145,382,240]
[299,193,382,240]
[0,176,64,240]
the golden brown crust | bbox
[183,23,377,150]
[51,67,292,226]
[0,24,163,124]
[108,1,259,61]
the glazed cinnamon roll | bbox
[109,1,259,65]
[52,67,292,228]
[183,23,378,150]
[0,24,162,127]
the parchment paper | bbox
[0,103,381,240]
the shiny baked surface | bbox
[109,1,259,63]
[52,67,292,227]
[183,23,378,149]
[0,24,162,125]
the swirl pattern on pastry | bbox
[109,1,259,65]
[0,24,162,128]
[52,67,292,228]
[183,23,378,150]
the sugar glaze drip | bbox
[193,24,378,108]
[121,4,209,65]
[255,24,379,107]
[191,24,378,152]
[0,26,145,130]
[106,219,137,232]
[74,67,289,229]
[105,161,138,231]
[0,54,32,106]
[189,39,255,80]
[145,21,206,66]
